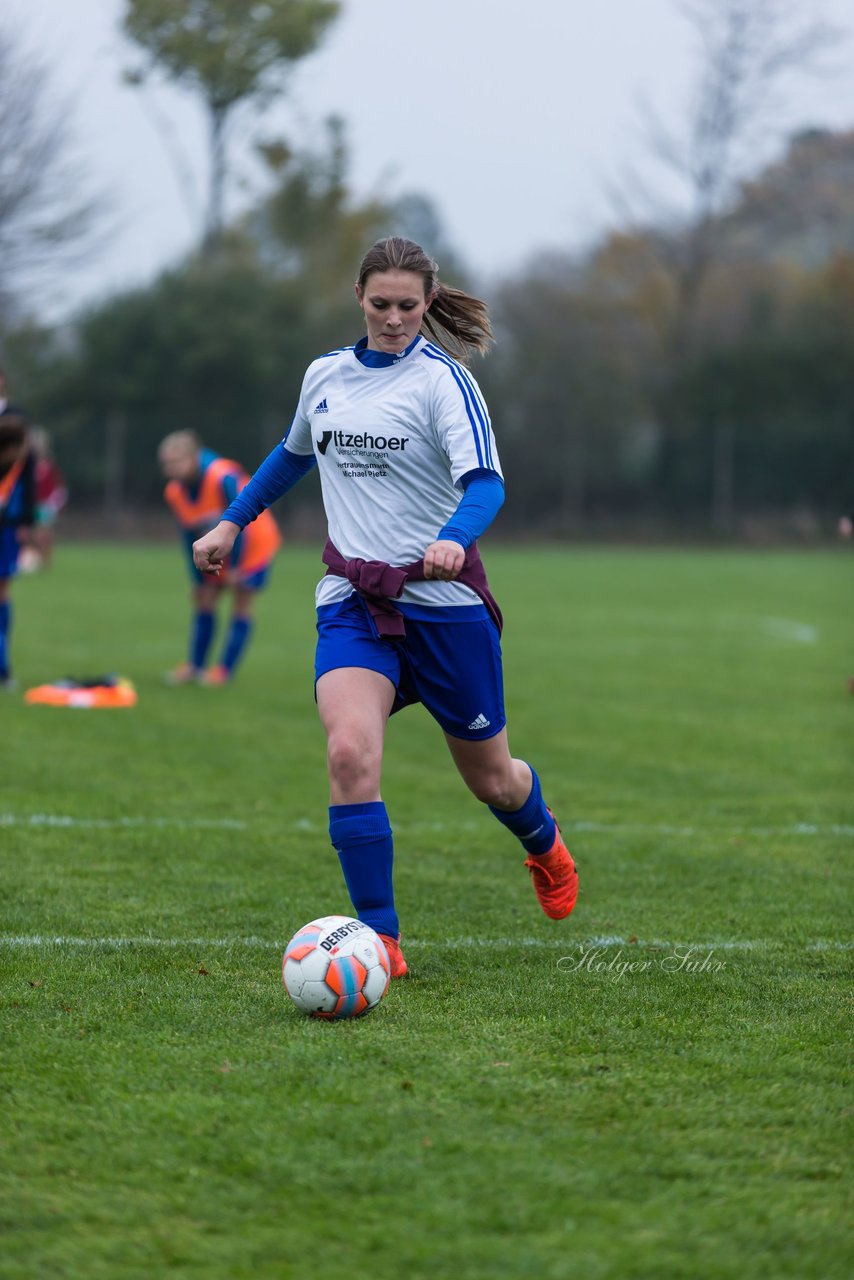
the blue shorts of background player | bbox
[0,526,21,580]
[0,527,21,688]
[316,595,506,740]
[188,556,271,592]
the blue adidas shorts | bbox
[315,594,506,741]
[188,559,272,590]
[182,533,272,589]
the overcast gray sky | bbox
[9,0,854,316]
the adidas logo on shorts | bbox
[467,712,491,731]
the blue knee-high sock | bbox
[190,610,216,669]
[220,616,252,674]
[329,802,398,938]
[0,600,11,677]
[488,764,557,855]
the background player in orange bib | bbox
[159,430,281,685]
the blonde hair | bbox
[158,430,201,460]
[357,237,493,363]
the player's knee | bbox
[195,585,218,609]
[467,767,515,808]
[326,731,381,793]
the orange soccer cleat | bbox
[524,814,578,920]
[378,933,408,979]
[165,662,201,686]
[201,665,231,686]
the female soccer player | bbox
[0,413,36,691]
[192,237,578,974]
[159,430,281,685]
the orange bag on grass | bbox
[24,675,137,708]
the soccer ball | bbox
[282,915,391,1020]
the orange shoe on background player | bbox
[524,814,578,920]
[165,662,201,686]
[201,664,231,686]
[378,933,408,978]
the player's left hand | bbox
[423,539,465,581]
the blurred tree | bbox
[669,252,854,525]
[0,22,103,323]
[10,256,302,517]
[9,120,456,521]
[246,117,463,345]
[480,116,854,537]
[725,127,854,269]
[246,124,482,312]
[615,0,838,530]
[637,0,836,349]
[246,116,390,330]
[485,253,643,532]
[122,0,340,252]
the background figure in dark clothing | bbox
[0,413,36,691]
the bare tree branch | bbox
[675,0,840,220]
[613,0,843,353]
[123,68,203,234]
[0,21,107,320]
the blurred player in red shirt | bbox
[18,427,68,572]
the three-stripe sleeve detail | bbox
[423,344,495,470]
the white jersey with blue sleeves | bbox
[284,336,503,609]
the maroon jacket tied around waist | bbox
[321,538,503,639]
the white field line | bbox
[0,934,851,953]
[566,820,854,838]
[761,616,819,645]
[0,814,247,830]
[2,814,852,839]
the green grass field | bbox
[2,542,852,1280]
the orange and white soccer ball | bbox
[282,915,391,1020]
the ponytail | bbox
[422,282,493,363]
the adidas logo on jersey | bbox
[313,398,329,414]
[467,712,491,731]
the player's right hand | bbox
[193,520,240,574]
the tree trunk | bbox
[204,105,228,253]
[712,419,734,535]
[103,409,127,528]
[561,423,586,532]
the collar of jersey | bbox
[353,334,423,368]
[183,447,218,498]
